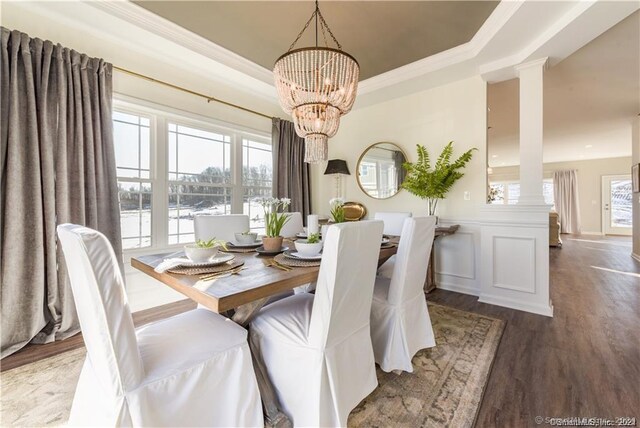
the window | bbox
[543,180,555,206]
[113,102,272,252]
[242,138,273,230]
[168,123,233,244]
[488,179,554,206]
[488,183,504,204]
[113,111,152,249]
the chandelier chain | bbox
[287,2,342,52]
[287,10,316,52]
[317,10,342,50]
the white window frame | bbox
[113,96,271,260]
[488,179,554,205]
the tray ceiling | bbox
[133,1,499,80]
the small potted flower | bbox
[323,198,346,237]
[329,197,346,223]
[258,197,291,251]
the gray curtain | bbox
[272,118,311,222]
[393,150,406,188]
[1,28,122,358]
[553,170,581,234]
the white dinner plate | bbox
[174,253,235,268]
[381,237,390,244]
[284,250,323,261]
[227,240,262,248]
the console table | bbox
[424,224,460,293]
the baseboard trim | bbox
[478,294,554,317]
[632,253,640,263]
[579,231,603,236]
[437,281,479,297]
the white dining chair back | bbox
[57,224,144,397]
[279,211,304,238]
[388,216,437,304]
[370,216,437,373]
[194,214,249,243]
[374,211,412,236]
[308,220,384,348]
[250,220,384,426]
[57,224,263,427]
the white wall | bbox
[490,156,632,234]
[311,76,488,220]
[309,76,489,299]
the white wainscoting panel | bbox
[435,221,481,296]
[478,204,553,317]
[492,235,536,293]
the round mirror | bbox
[356,142,407,199]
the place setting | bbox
[222,231,263,253]
[153,239,244,276]
[273,233,323,268]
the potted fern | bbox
[402,141,476,218]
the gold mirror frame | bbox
[356,142,407,200]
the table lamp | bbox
[324,159,350,198]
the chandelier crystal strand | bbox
[273,1,359,163]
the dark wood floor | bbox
[2,235,639,427]
[427,235,639,427]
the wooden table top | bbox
[132,243,398,314]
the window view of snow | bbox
[610,179,631,228]
[114,111,272,249]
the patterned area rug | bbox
[349,304,504,427]
[1,303,503,427]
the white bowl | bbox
[234,232,258,244]
[184,244,219,263]
[294,240,323,257]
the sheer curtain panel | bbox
[0,28,122,357]
[272,118,312,222]
[553,170,581,234]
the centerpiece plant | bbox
[257,197,291,251]
[329,197,346,223]
[402,141,476,217]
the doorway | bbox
[602,175,632,236]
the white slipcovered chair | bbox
[279,211,304,238]
[250,220,384,427]
[373,211,412,236]
[56,224,263,427]
[194,214,250,243]
[370,216,437,373]
[374,211,413,278]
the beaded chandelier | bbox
[274,0,359,163]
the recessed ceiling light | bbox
[492,155,498,158]
[585,145,593,148]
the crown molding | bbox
[87,0,274,86]
[358,1,524,95]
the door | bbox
[602,175,632,236]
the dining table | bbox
[131,239,398,428]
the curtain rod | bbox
[113,65,273,120]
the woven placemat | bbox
[221,247,258,254]
[168,259,244,275]
[275,253,321,268]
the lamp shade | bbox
[324,159,350,175]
